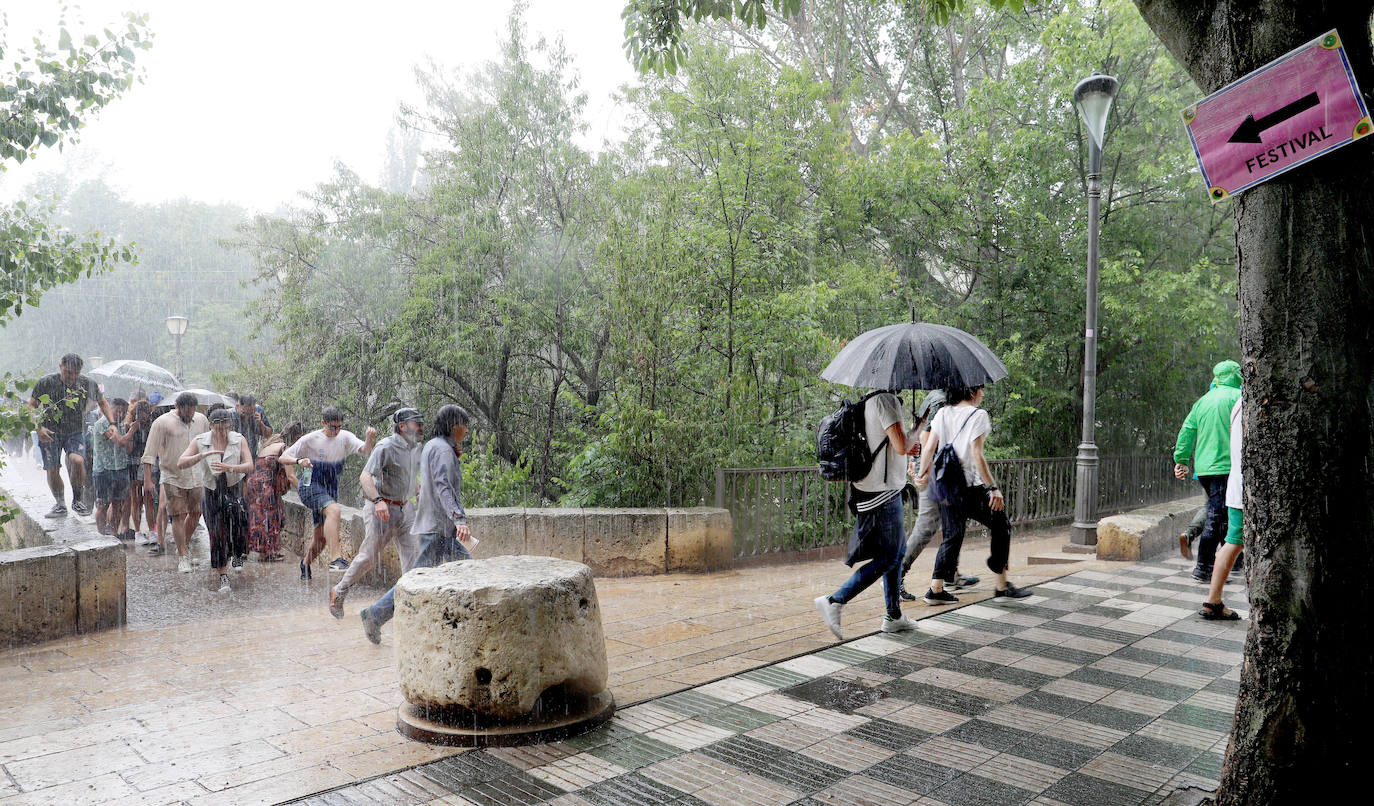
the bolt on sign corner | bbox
[1182,29,1372,203]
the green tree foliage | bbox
[1,11,151,493]
[238,1,1235,507]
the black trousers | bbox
[934,484,1011,583]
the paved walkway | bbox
[0,461,1243,805]
[297,558,1245,806]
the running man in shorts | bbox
[280,406,376,579]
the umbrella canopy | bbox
[821,322,1008,391]
[87,359,183,401]
[181,388,231,407]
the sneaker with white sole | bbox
[923,588,958,605]
[361,609,382,645]
[44,502,68,518]
[231,555,245,573]
[815,595,843,640]
[950,572,980,590]
[881,614,917,633]
[329,589,346,620]
[993,582,1032,601]
[177,555,192,574]
[218,574,231,593]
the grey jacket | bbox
[410,435,467,537]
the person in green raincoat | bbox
[1172,360,1242,582]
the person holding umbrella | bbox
[814,389,922,639]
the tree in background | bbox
[628,1,1374,801]
[0,11,150,502]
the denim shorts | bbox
[38,430,85,470]
[94,469,130,503]
[298,484,337,527]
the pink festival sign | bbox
[1182,30,1371,202]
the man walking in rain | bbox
[29,354,115,518]
[815,390,921,639]
[142,392,210,573]
[359,404,475,644]
[329,408,424,619]
[1172,360,1242,582]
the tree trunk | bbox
[1134,1,1374,800]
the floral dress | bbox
[246,452,287,556]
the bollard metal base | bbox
[397,690,615,747]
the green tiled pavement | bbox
[297,558,1247,806]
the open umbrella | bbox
[88,359,183,400]
[181,388,231,406]
[821,322,1008,391]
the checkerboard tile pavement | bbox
[292,557,1247,806]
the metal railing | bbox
[716,455,1192,559]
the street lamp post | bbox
[1069,73,1119,548]
[165,315,189,382]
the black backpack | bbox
[929,409,980,506]
[817,391,890,482]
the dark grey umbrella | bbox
[820,322,1008,390]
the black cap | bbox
[392,407,423,425]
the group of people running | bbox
[18,354,476,643]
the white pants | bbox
[333,502,418,597]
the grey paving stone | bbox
[843,718,933,751]
[987,665,1056,689]
[1036,644,1106,664]
[1203,678,1240,697]
[657,690,735,718]
[586,735,684,770]
[1108,734,1204,769]
[462,771,567,806]
[1043,772,1152,806]
[1163,656,1233,677]
[696,704,784,732]
[1013,691,1088,717]
[1006,734,1102,770]
[1161,703,1236,733]
[882,679,997,717]
[938,657,1004,678]
[1067,668,1195,701]
[783,676,887,714]
[1111,646,1177,667]
[863,755,963,793]
[580,772,708,806]
[859,655,925,678]
[943,719,1041,752]
[931,772,1037,806]
[1072,704,1155,732]
[416,752,522,789]
[698,735,847,793]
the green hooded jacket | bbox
[1173,360,1242,475]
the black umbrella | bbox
[820,322,1008,390]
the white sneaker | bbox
[881,614,918,633]
[815,595,843,640]
[177,555,192,574]
[217,573,231,593]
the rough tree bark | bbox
[1135,1,1374,801]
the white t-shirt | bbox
[1226,398,1243,510]
[853,392,907,493]
[930,405,992,486]
[284,429,365,465]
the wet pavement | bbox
[297,558,1244,806]
[0,457,1246,805]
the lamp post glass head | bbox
[1073,74,1119,153]
[165,315,189,337]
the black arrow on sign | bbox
[1228,92,1321,143]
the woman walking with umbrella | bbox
[815,323,1030,636]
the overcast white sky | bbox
[2,0,641,211]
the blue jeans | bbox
[832,495,904,618]
[365,531,471,626]
[1196,475,1228,576]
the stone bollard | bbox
[393,554,615,746]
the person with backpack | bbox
[815,390,921,640]
[898,389,980,601]
[914,384,1031,604]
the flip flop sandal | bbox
[1199,601,1241,620]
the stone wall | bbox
[1096,496,1205,561]
[0,536,125,648]
[279,496,732,583]
[1,489,52,551]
